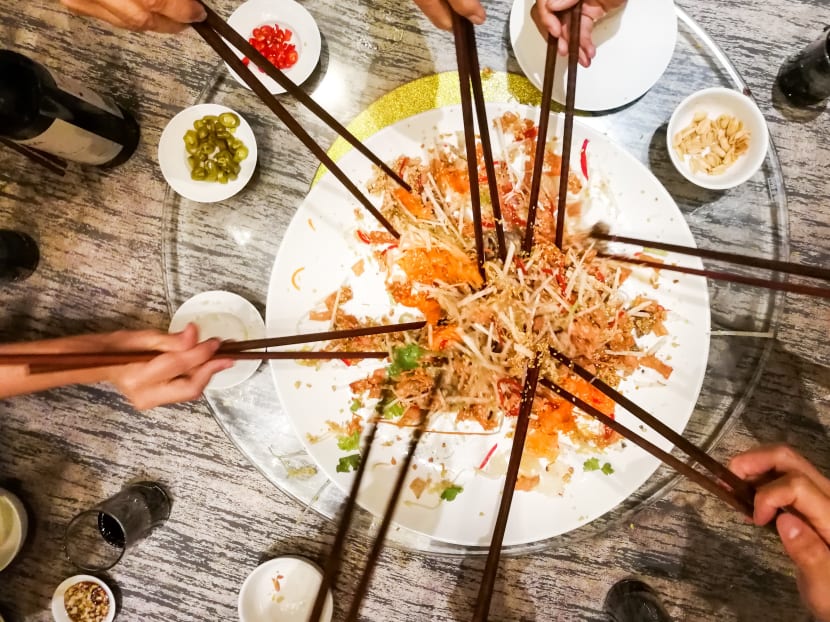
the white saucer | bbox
[169,290,266,390]
[509,0,678,111]
[52,575,116,622]
[158,104,258,204]
[0,488,26,572]
[238,556,333,622]
[226,0,322,95]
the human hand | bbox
[59,0,206,33]
[730,444,830,622]
[411,0,486,31]
[531,0,628,67]
[105,324,232,410]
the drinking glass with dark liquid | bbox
[0,230,39,282]
[64,482,171,572]
[777,26,830,106]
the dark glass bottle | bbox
[0,50,140,167]
[0,230,39,282]
[776,27,830,107]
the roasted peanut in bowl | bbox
[667,87,768,190]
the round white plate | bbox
[238,556,332,622]
[265,103,710,546]
[509,0,678,111]
[52,575,116,622]
[170,290,265,390]
[226,0,322,95]
[158,104,258,204]
[667,87,769,190]
[0,488,26,572]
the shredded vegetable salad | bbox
[311,112,672,492]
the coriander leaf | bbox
[601,462,615,475]
[336,453,361,473]
[337,430,361,452]
[387,362,402,379]
[382,401,405,420]
[393,343,424,372]
[583,457,600,472]
[440,485,463,501]
[350,399,362,413]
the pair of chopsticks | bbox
[591,227,830,299]
[191,2,409,238]
[2,321,425,374]
[451,11,508,281]
[310,372,444,622]
[474,345,758,620]
[524,1,584,253]
[1,137,67,176]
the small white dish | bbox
[509,0,677,111]
[238,556,333,622]
[169,290,266,390]
[226,0,322,95]
[158,103,258,204]
[667,87,768,190]
[52,575,116,622]
[0,488,27,572]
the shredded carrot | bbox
[394,188,433,219]
[291,267,305,290]
[307,218,315,231]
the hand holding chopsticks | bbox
[0,321,425,409]
[533,0,628,67]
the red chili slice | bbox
[580,139,589,179]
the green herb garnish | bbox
[388,343,424,378]
[350,399,362,413]
[382,401,405,419]
[584,457,614,475]
[336,430,361,452]
[440,485,464,501]
[336,453,361,473]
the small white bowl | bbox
[667,87,768,190]
[226,0,322,95]
[52,575,116,622]
[238,556,333,622]
[158,104,258,204]
[0,488,27,572]
[169,290,266,390]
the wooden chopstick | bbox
[523,35,558,254]
[7,322,424,373]
[309,419,382,622]
[1,137,67,176]
[540,376,754,517]
[451,11,487,283]
[217,320,426,352]
[344,374,444,622]
[196,1,410,193]
[597,253,830,299]
[547,347,756,506]
[191,21,399,238]
[461,19,507,263]
[554,3,583,250]
[591,229,830,282]
[24,351,388,374]
[473,356,541,622]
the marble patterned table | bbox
[1,0,829,620]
